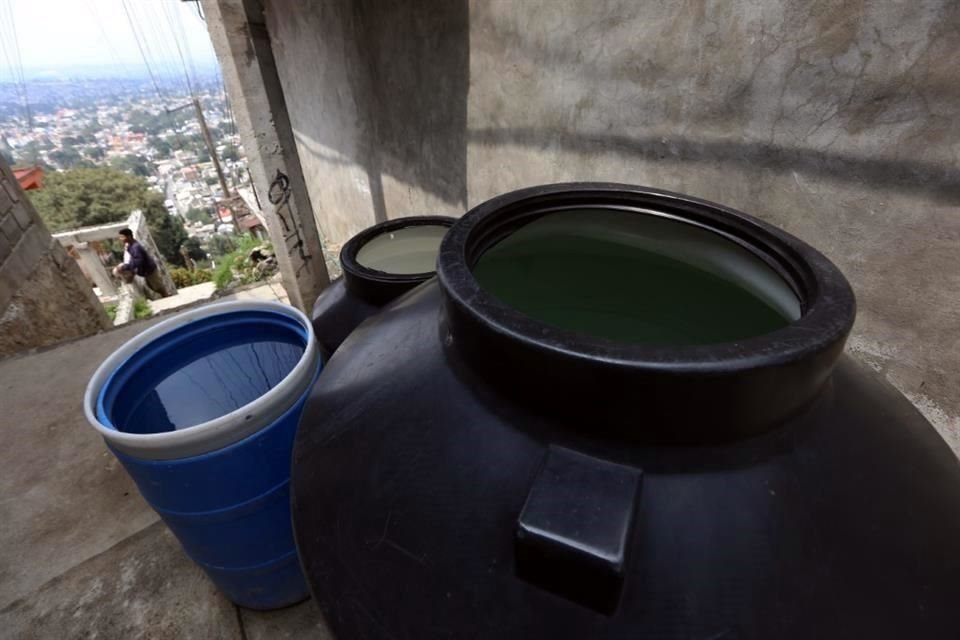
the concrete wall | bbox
[264,0,468,254]
[0,159,109,358]
[261,0,959,440]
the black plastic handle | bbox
[515,445,642,614]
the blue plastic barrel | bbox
[84,301,321,610]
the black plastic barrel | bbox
[311,216,454,357]
[292,184,960,639]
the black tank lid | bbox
[340,215,456,305]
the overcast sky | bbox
[0,0,217,79]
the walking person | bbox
[112,228,170,298]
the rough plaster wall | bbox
[0,250,109,358]
[264,0,468,255]
[466,0,960,440]
[265,0,381,252]
[357,0,468,216]
[0,159,109,358]
[262,0,958,438]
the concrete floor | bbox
[148,282,218,314]
[148,276,292,316]
[0,302,333,639]
[219,278,290,305]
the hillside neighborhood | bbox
[0,74,278,324]
[1,76,249,223]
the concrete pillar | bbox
[75,243,117,297]
[113,287,135,326]
[200,0,331,312]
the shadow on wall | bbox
[357,0,469,219]
[269,0,469,228]
[468,128,960,205]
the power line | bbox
[0,0,30,124]
[0,5,18,82]
[172,1,200,88]
[160,0,195,97]
[119,0,165,100]
[4,1,25,86]
[131,0,182,96]
[87,0,124,68]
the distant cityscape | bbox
[0,72,249,237]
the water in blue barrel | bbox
[84,301,321,610]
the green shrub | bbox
[134,297,152,319]
[236,235,262,255]
[212,236,276,291]
[170,266,213,288]
[169,267,190,288]
[213,255,236,290]
[102,299,150,322]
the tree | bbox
[172,133,209,162]
[174,132,195,149]
[29,167,189,266]
[221,144,240,162]
[151,138,172,158]
[16,141,44,166]
[128,110,164,136]
[110,154,152,177]
[49,148,90,169]
[146,206,189,267]
[206,233,236,257]
[81,121,100,138]
[185,207,211,224]
[182,236,207,261]
[87,147,105,161]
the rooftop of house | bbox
[12,165,44,191]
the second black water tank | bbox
[311,215,454,357]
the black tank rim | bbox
[439,183,854,370]
[437,183,857,439]
[340,215,456,303]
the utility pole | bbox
[193,97,231,199]
[167,97,231,199]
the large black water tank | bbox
[311,216,454,356]
[293,184,960,639]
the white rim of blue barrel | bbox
[83,300,320,460]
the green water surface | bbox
[472,211,792,346]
